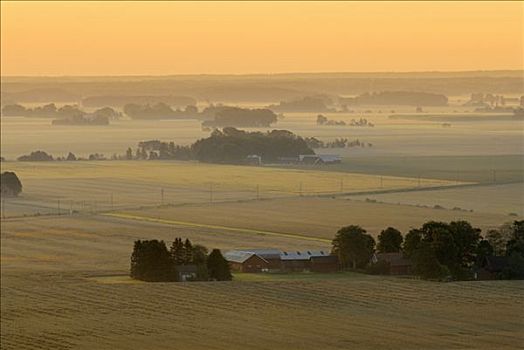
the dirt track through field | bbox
[102,212,332,243]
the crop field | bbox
[291,154,524,184]
[0,160,454,218]
[112,197,514,240]
[1,270,523,350]
[349,183,524,217]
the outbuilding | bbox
[224,251,269,273]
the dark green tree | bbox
[130,240,174,282]
[184,238,193,264]
[1,171,23,196]
[66,152,77,161]
[126,147,133,160]
[403,228,423,258]
[207,249,232,281]
[332,225,375,269]
[476,239,494,263]
[377,227,403,253]
[170,238,185,265]
[412,242,450,280]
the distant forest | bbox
[2,71,522,105]
[339,91,448,106]
[123,103,278,127]
[1,104,121,125]
[13,128,315,164]
[82,95,196,108]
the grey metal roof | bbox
[243,248,281,259]
[224,251,256,263]
[280,250,328,261]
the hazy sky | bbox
[1,1,523,76]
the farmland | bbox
[2,269,523,350]
[0,160,455,218]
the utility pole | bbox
[70,200,73,216]
[160,188,164,205]
[57,199,61,215]
[1,198,5,219]
[493,170,497,183]
[256,184,260,200]
[340,179,344,193]
[417,175,421,187]
[299,182,303,196]
[380,176,383,189]
[110,193,114,210]
[209,183,213,203]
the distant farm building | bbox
[225,249,339,273]
[245,154,262,166]
[299,154,342,165]
[175,265,198,281]
[372,252,412,275]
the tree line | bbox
[11,127,314,164]
[130,238,232,282]
[126,127,314,163]
[332,220,524,280]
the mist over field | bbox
[1,1,523,350]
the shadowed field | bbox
[1,270,523,350]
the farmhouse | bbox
[225,248,339,273]
[372,252,412,275]
[224,251,269,273]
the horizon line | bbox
[2,69,523,79]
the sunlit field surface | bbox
[1,209,523,350]
[0,161,455,218]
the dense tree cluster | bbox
[1,171,23,197]
[1,103,120,122]
[202,107,277,127]
[332,225,375,269]
[192,128,314,163]
[17,150,54,161]
[332,220,524,281]
[339,91,448,107]
[123,103,200,120]
[82,95,196,108]
[130,238,231,282]
[305,137,372,149]
[268,96,335,112]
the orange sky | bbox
[1,1,523,76]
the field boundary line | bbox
[101,212,331,243]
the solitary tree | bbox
[207,249,232,281]
[332,225,375,269]
[377,227,403,253]
[66,152,77,161]
[1,171,23,197]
